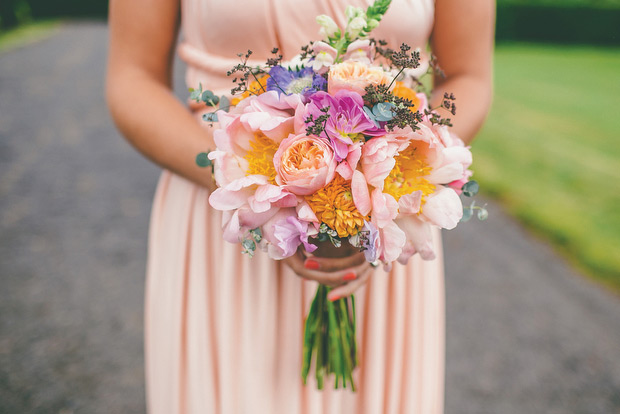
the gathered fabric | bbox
[146,1,444,413]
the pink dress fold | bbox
[146,1,444,413]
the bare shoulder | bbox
[107,0,181,83]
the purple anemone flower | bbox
[267,66,327,99]
[306,90,383,161]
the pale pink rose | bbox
[273,133,337,195]
[328,61,394,96]
[343,39,373,64]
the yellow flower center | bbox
[383,144,435,204]
[244,132,278,183]
[306,175,367,238]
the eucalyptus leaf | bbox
[462,180,480,197]
[203,112,219,123]
[461,207,473,222]
[372,102,396,121]
[195,152,212,168]
[477,207,489,221]
[201,90,219,106]
[363,106,380,127]
[219,95,230,112]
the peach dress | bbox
[145,1,444,413]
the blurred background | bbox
[1,0,619,413]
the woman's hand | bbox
[282,248,375,301]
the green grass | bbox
[0,20,60,53]
[473,44,620,291]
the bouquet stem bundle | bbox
[302,286,358,390]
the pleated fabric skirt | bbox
[145,170,445,414]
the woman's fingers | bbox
[327,267,373,301]
[302,251,367,273]
[282,249,373,287]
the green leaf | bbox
[372,102,396,121]
[462,180,480,197]
[201,90,219,106]
[219,95,230,112]
[195,152,212,168]
[461,207,473,222]
[203,112,218,123]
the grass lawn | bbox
[0,20,60,53]
[473,43,620,291]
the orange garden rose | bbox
[273,133,337,196]
[327,60,393,96]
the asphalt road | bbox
[1,23,619,414]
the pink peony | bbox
[208,92,304,237]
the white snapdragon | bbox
[344,6,368,38]
[316,15,339,40]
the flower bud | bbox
[345,5,364,20]
[366,18,379,31]
[346,16,367,38]
[316,15,339,39]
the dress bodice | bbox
[179,0,434,95]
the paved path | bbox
[1,23,619,414]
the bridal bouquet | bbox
[193,0,486,391]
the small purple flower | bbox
[273,216,317,257]
[267,66,327,99]
[305,90,383,161]
[359,221,379,263]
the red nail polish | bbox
[304,259,320,270]
[343,272,357,281]
[328,294,340,302]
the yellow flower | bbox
[391,81,421,113]
[244,132,278,183]
[306,175,367,238]
[230,74,270,106]
[384,143,435,205]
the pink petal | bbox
[378,221,406,263]
[351,170,371,216]
[398,191,423,214]
[421,187,463,229]
[371,189,398,228]
[395,216,436,261]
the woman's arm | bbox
[106,0,367,291]
[106,0,216,190]
[431,0,495,144]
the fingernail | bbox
[304,259,320,270]
[343,272,357,281]
[328,293,340,302]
